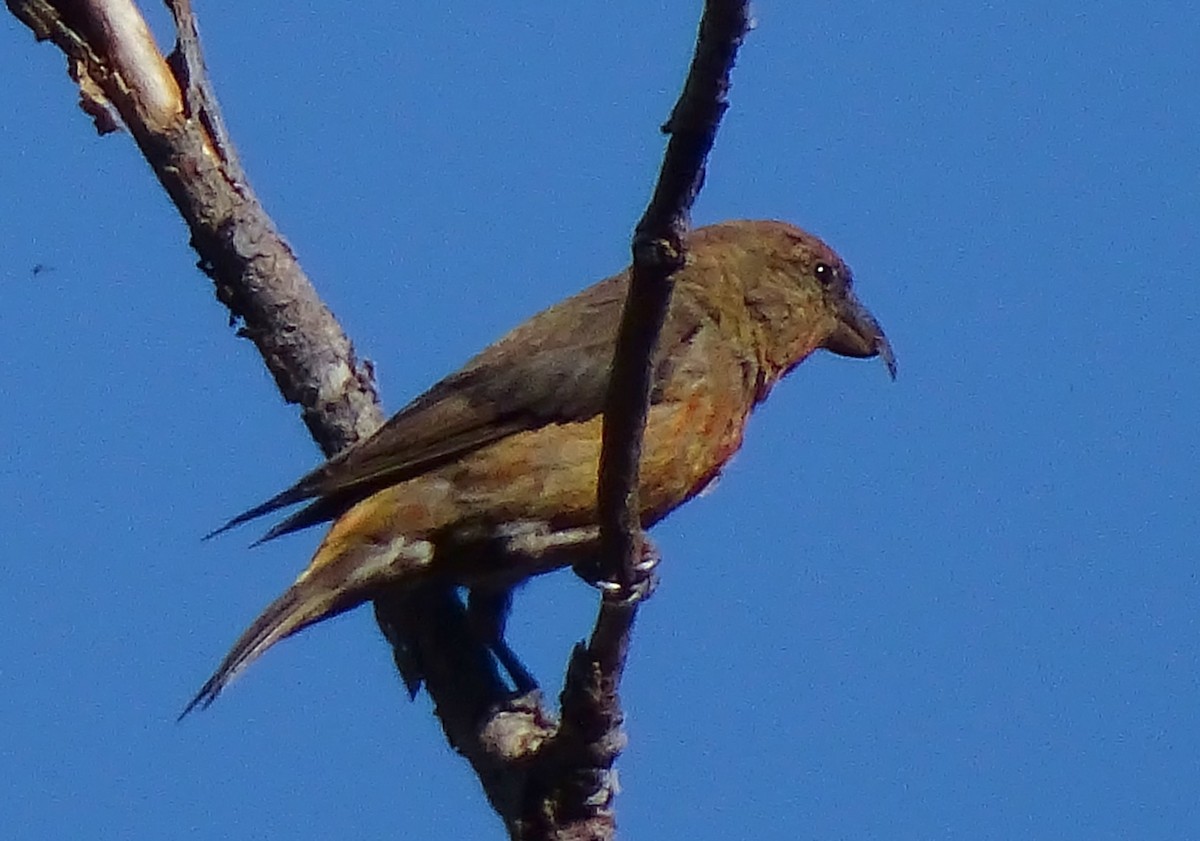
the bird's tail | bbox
[181,525,433,718]
[179,573,361,719]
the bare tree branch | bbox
[597,1,749,590]
[7,1,750,838]
[8,0,515,813]
[7,0,383,453]
[515,3,752,839]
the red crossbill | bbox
[185,220,895,714]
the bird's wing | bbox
[210,272,706,541]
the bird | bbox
[184,219,896,715]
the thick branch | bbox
[8,2,751,839]
[8,0,516,816]
[8,0,381,453]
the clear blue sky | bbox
[2,3,1196,839]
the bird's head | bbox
[697,220,896,386]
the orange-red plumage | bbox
[185,220,895,715]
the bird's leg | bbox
[465,586,538,694]
[373,587,511,704]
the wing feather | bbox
[211,274,633,539]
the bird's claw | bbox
[603,569,659,606]
[575,541,661,604]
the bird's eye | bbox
[814,262,836,287]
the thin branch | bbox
[514,3,752,839]
[597,0,749,590]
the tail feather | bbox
[202,485,313,542]
[251,493,359,546]
[179,577,359,719]
[207,483,383,546]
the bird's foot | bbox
[574,539,660,604]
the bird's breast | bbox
[326,377,756,586]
